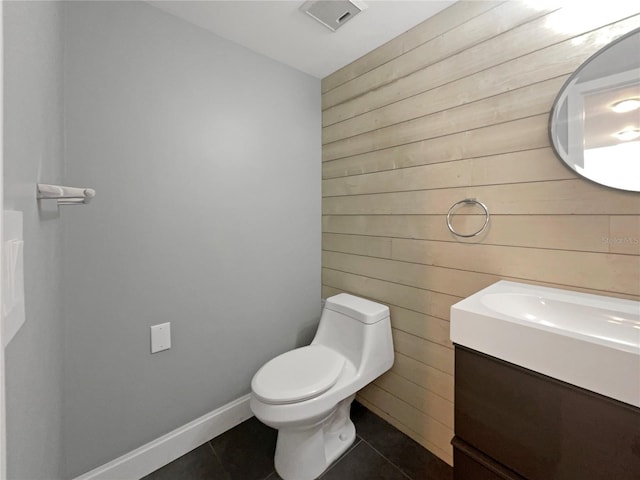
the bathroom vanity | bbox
[453,346,640,479]
[450,281,640,480]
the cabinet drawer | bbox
[453,437,525,480]
[455,346,640,480]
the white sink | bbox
[450,281,640,408]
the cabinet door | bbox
[455,346,640,480]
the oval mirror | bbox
[550,28,640,192]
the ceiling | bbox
[147,0,455,79]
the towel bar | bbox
[37,184,96,206]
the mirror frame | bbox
[549,27,640,192]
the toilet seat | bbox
[252,345,345,405]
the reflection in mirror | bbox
[550,28,640,192]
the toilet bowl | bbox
[250,293,394,480]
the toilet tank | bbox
[312,294,394,379]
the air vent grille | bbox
[300,0,366,32]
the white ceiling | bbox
[147,0,455,79]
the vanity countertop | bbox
[450,281,640,408]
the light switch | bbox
[150,322,171,353]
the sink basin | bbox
[451,281,640,408]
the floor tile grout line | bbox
[207,440,231,476]
[318,438,363,478]
[206,440,216,456]
[259,470,277,480]
[357,436,415,480]
[206,440,219,461]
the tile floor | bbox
[143,401,452,480]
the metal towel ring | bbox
[446,198,490,238]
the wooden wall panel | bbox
[322,8,640,120]
[375,371,454,429]
[323,250,502,298]
[323,148,574,196]
[321,1,640,466]
[323,180,640,215]
[323,76,567,155]
[322,115,550,178]
[323,216,640,254]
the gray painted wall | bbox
[3,2,65,479]
[62,2,321,477]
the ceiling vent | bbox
[300,0,367,32]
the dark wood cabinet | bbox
[453,346,640,480]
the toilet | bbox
[250,293,394,480]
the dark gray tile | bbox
[210,416,278,480]
[145,404,451,480]
[141,443,229,480]
[351,402,453,480]
[319,441,408,480]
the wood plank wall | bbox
[321,1,640,465]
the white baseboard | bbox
[73,394,253,480]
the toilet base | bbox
[274,395,356,480]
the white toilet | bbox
[250,293,394,480]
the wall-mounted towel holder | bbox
[37,183,96,206]
[446,198,490,238]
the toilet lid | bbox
[252,345,345,405]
